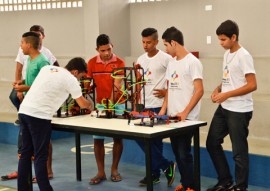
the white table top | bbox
[52,115,207,136]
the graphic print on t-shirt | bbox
[169,70,180,89]
[222,65,231,86]
[50,67,59,73]
[144,68,153,85]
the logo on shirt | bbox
[222,65,231,85]
[50,68,58,73]
[171,71,179,81]
[223,65,229,78]
[144,68,152,77]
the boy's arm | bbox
[176,79,204,121]
[158,86,168,116]
[14,62,24,101]
[14,84,30,92]
[15,62,23,82]
[212,73,257,104]
[75,96,94,111]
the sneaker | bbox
[139,176,160,186]
[14,119,20,126]
[1,171,18,181]
[228,185,247,191]
[164,162,176,186]
[207,181,233,191]
[175,184,184,191]
[174,184,195,191]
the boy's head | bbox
[162,26,184,46]
[65,57,87,80]
[96,34,113,61]
[216,20,239,41]
[141,28,158,53]
[21,32,40,55]
[162,26,184,56]
[30,25,45,39]
[216,20,239,50]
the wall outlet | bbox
[205,5,213,11]
[207,36,211,44]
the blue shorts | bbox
[93,104,125,139]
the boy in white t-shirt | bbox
[159,27,204,191]
[135,28,176,187]
[2,25,58,182]
[206,20,257,191]
[17,57,93,191]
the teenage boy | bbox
[159,26,204,191]
[206,20,257,191]
[2,26,56,182]
[87,34,125,185]
[18,57,92,191]
[135,27,176,186]
[10,25,58,126]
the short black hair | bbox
[162,26,184,46]
[22,32,40,50]
[96,34,111,48]
[65,57,87,73]
[141,28,158,40]
[216,20,239,41]
[30,25,45,36]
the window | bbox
[0,0,82,12]
[129,0,165,3]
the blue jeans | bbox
[18,114,53,191]
[9,88,21,111]
[206,105,252,189]
[170,129,194,189]
[136,107,172,178]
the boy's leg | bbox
[28,116,53,191]
[17,114,34,191]
[227,111,252,190]
[111,138,123,181]
[47,141,53,178]
[94,138,106,177]
[136,140,161,179]
[206,106,233,189]
[170,131,194,189]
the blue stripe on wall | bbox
[121,140,270,188]
[0,122,73,145]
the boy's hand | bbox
[153,89,166,98]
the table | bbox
[52,115,207,191]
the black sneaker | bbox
[139,176,160,186]
[207,181,233,191]
[228,185,247,191]
[14,119,20,126]
[164,162,176,186]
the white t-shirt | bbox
[136,50,171,108]
[15,46,57,79]
[19,66,82,120]
[166,53,203,120]
[221,47,256,112]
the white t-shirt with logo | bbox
[166,53,203,120]
[221,47,255,112]
[15,46,57,79]
[137,50,171,108]
[19,66,82,120]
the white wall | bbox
[130,0,270,58]
[0,0,100,81]
[98,0,130,60]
